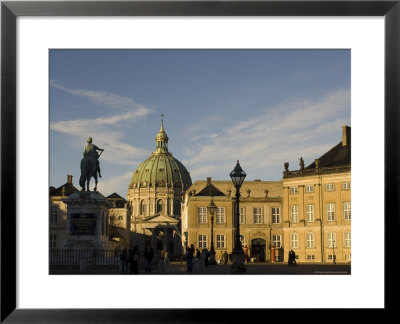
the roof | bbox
[187,180,283,199]
[195,183,226,197]
[306,141,351,168]
[49,183,80,197]
[106,192,126,200]
[283,126,351,178]
[129,122,192,190]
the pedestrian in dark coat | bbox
[185,244,194,272]
[129,246,140,274]
[144,245,154,273]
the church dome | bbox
[129,121,192,190]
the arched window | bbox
[140,200,147,215]
[157,199,164,214]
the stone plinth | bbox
[62,191,112,250]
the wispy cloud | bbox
[51,80,146,110]
[50,82,153,164]
[183,89,350,180]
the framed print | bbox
[1,0,398,321]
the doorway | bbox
[251,238,266,262]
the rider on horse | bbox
[83,137,104,178]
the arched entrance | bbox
[251,238,266,262]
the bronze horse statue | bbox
[79,155,99,191]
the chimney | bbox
[207,177,212,185]
[342,125,351,147]
[67,174,73,184]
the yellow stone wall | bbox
[282,171,351,263]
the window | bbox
[118,215,123,221]
[50,205,58,223]
[328,254,337,261]
[325,183,335,191]
[307,255,315,260]
[140,200,146,215]
[272,207,280,224]
[327,232,337,248]
[216,207,225,224]
[240,207,245,224]
[198,207,207,223]
[254,207,263,224]
[216,234,225,248]
[305,185,314,193]
[344,232,351,248]
[290,233,299,248]
[306,233,315,248]
[344,202,351,220]
[290,187,298,194]
[49,234,56,249]
[290,206,299,223]
[198,234,207,248]
[306,205,315,222]
[272,234,281,248]
[240,235,245,247]
[156,199,164,214]
[345,254,351,261]
[327,203,335,221]
[342,182,351,190]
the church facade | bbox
[126,121,192,259]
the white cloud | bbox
[183,89,350,180]
[50,82,153,165]
[96,171,133,197]
[51,80,145,110]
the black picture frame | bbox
[1,0,397,322]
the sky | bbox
[49,49,351,197]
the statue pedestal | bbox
[62,191,112,250]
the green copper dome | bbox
[130,121,192,189]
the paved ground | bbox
[51,261,351,275]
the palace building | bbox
[181,178,284,263]
[127,120,192,259]
[281,126,351,263]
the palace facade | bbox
[281,126,351,263]
[181,178,283,262]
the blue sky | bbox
[50,49,350,197]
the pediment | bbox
[143,214,179,225]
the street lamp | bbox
[230,160,247,274]
[207,198,217,265]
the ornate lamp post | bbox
[230,160,247,274]
[207,198,217,265]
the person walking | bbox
[223,250,228,265]
[288,250,292,267]
[243,244,249,263]
[185,244,194,272]
[291,250,297,266]
[144,245,154,273]
[129,246,140,274]
[203,248,210,267]
[120,248,128,273]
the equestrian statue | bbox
[79,137,104,191]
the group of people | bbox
[120,245,173,274]
[218,250,229,265]
[185,244,211,272]
[119,246,140,274]
[288,249,297,267]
